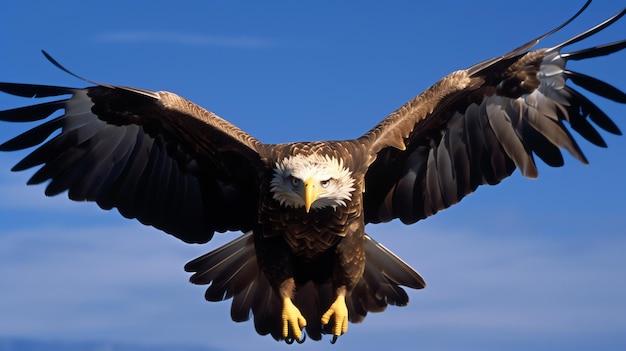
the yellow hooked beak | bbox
[303,177,324,213]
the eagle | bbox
[0,1,624,344]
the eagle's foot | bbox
[321,294,348,342]
[281,297,307,343]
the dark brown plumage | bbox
[0,1,624,344]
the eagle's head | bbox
[270,154,356,212]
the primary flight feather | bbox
[0,1,624,344]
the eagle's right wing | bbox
[361,4,625,225]
[0,77,264,243]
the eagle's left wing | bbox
[361,6,626,225]
[0,77,264,244]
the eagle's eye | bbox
[290,176,300,187]
[320,179,331,188]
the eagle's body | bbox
[257,143,368,340]
[1,1,625,344]
[187,139,408,341]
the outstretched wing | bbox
[361,5,626,224]
[0,79,264,243]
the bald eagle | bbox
[0,1,624,344]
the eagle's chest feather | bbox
[261,192,363,258]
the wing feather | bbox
[0,81,264,243]
[486,97,538,178]
[363,8,625,225]
[436,133,456,207]
[565,69,626,102]
[447,112,471,197]
[566,86,621,135]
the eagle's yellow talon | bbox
[281,298,307,341]
[321,295,348,339]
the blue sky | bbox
[1,1,625,350]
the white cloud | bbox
[0,142,624,351]
[0,216,624,351]
[94,31,276,49]
[356,221,626,349]
[0,180,84,212]
[0,224,221,341]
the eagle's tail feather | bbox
[185,232,282,340]
[346,235,426,323]
[184,232,426,341]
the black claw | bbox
[331,335,339,344]
[296,333,306,344]
[284,331,306,345]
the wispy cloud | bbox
[1,218,625,350]
[0,224,219,343]
[0,180,83,212]
[94,31,276,49]
[359,223,626,345]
